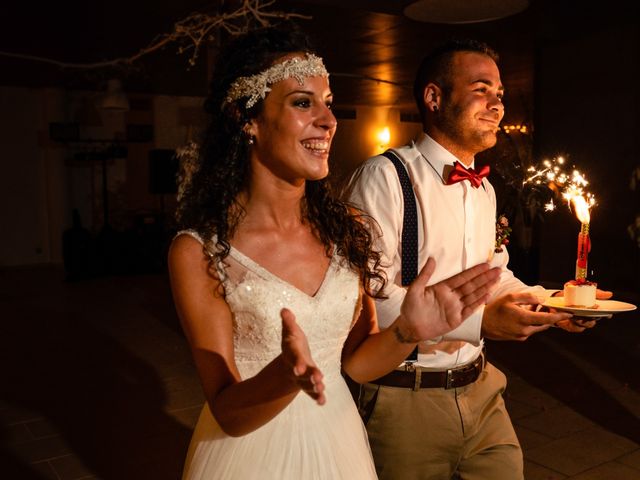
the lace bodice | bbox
[177,230,362,381]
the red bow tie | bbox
[446,162,490,188]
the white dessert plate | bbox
[543,297,637,317]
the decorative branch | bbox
[0,0,410,92]
[0,0,310,69]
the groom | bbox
[344,38,607,479]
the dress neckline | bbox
[228,244,336,300]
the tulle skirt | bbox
[182,376,377,479]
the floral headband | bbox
[223,53,329,109]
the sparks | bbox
[522,155,596,214]
[545,199,556,211]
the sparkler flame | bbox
[570,195,591,224]
[562,171,595,223]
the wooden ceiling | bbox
[280,0,537,110]
[0,0,635,113]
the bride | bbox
[168,23,500,479]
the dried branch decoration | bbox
[0,0,311,70]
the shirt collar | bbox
[414,132,476,176]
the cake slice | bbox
[563,280,597,308]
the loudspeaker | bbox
[149,149,178,194]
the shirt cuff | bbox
[440,305,484,346]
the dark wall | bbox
[534,19,639,296]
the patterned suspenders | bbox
[381,150,418,362]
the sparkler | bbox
[522,155,596,281]
[560,170,595,281]
[570,196,591,281]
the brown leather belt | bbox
[370,352,485,390]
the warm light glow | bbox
[502,124,528,134]
[570,195,591,224]
[377,126,391,147]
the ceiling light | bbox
[100,79,130,112]
[403,0,529,24]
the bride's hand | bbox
[280,308,326,405]
[395,258,501,342]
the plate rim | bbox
[542,297,637,315]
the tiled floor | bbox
[1,266,639,479]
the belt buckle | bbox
[402,361,422,391]
[403,361,416,372]
[445,368,454,389]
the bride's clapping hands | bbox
[280,308,326,405]
[394,258,501,343]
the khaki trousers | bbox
[358,362,523,480]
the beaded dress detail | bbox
[178,230,377,480]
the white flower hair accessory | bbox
[223,53,329,109]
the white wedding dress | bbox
[179,231,378,479]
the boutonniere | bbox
[495,214,511,253]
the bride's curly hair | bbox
[176,23,386,297]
